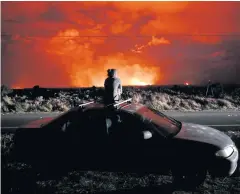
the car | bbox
[13,99,239,187]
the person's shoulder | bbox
[112,78,120,83]
[104,77,110,84]
[117,78,121,83]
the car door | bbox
[41,111,80,162]
[67,109,110,171]
[105,111,157,173]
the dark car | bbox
[13,99,238,187]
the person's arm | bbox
[104,78,107,88]
[118,79,122,94]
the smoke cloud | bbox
[1,2,240,88]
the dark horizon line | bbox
[8,83,240,90]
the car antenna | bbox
[105,98,132,109]
[78,101,95,108]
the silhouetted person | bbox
[206,80,214,97]
[104,69,122,105]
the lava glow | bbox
[47,29,160,87]
[12,85,23,89]
[130,78,148,86]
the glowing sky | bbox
[1,1,240,88]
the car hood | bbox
[20,117,54,128]
[174,122,234,149]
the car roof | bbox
[70,103,106,113]
[120,103,146,114]
[76,102,146,115]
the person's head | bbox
[107,69,117,77]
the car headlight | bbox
[215,146,234,158]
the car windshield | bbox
[137,106,182,138]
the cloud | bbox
[148,36,170,46]
[112,2,188,13]
[110,20,132,34]
[210,51,225,58]
[131,36,170,53]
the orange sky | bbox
[1,1,240,88]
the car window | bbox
[42,108,78,128]
[48,109,107,138]
[53,111,80,133]
[79,109,108,139]
[106,111,151,141]
[136,106,182,137]
[61,120,71,132]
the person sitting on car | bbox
[104,69,122,105]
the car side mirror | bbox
[143,130,152,140]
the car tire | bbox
[171,168,207,189]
